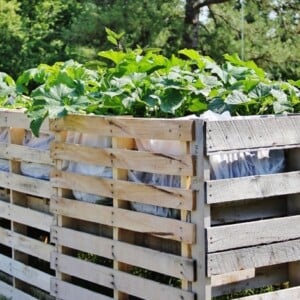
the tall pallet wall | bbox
[204,115,300,299]
[0,109,55,300]
[49,115,197,300]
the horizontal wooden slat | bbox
[207,215,300,253]
[0,109,50,131]
[50,114,194,141]
[236,286,300,300]
[0,172,52,198]
[0,143,53,165]
[0,227,53,261]
[212,264,288,298]
[51,252,195,300]
[208,239,300,276]
[51,142,194,176]
[0,200,52,232]
[0,280,37,300]
[207,171,300,204]
[51,171,194,211]
[206,115,300,153]
[50,197,195,244]
[211,269,255,287]
[0,254,51,292]
[50,278,111,300]
[51,226,194,281]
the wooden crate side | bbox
[50,115,194,141]
[206,115,300,153]
[51,171,194,210]
[50,197,195,244]
[51,226,194,281]
[51,142,194,176]
[51,252,195,300]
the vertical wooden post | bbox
[9,128,27,291]
[287,148,300,286]
[112,137,134,300]
[51,129,71,297]
[191,119,211,299]
[180,141,192,291]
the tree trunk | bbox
[182,0,232,49]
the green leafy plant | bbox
[0,32,299,136]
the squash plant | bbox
[0,48,299,136]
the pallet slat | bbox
[0,143,53,165]
[50,278,112,300]
[0,254,52,292]
[207,171,300,204]
[0,200,52,232]
[207,215,300,252]
[50,115,194,141]
[208,239,300,276]
[0,227,54,261]
[0,172,52,198]
[206,115,300,153]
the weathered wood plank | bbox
[51,226,194,281]
[50,114,194,141]
[191,119,212,299]
[211,269,255,287]
[0,143,53,165]
[0,280,37,300]
[50,197,195,244]
[0,227,54,261]
[208,239,300,276]
[0,254,51,292]
[207,171,300,204]
[51,170,194,211]
[0,109,50,131]
[51,142,194,176]
[0,172,52,198]
[206,115,300,153]
[51,252,195,300]
[0,201,52,232]
[207,215,300,253]
[50,278,111,300]
[235,286,300,300]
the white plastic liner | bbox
[66,132,112,204]
[20,130,54,180]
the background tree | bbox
[0,0,298,80]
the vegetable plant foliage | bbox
[0,47,299,136]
